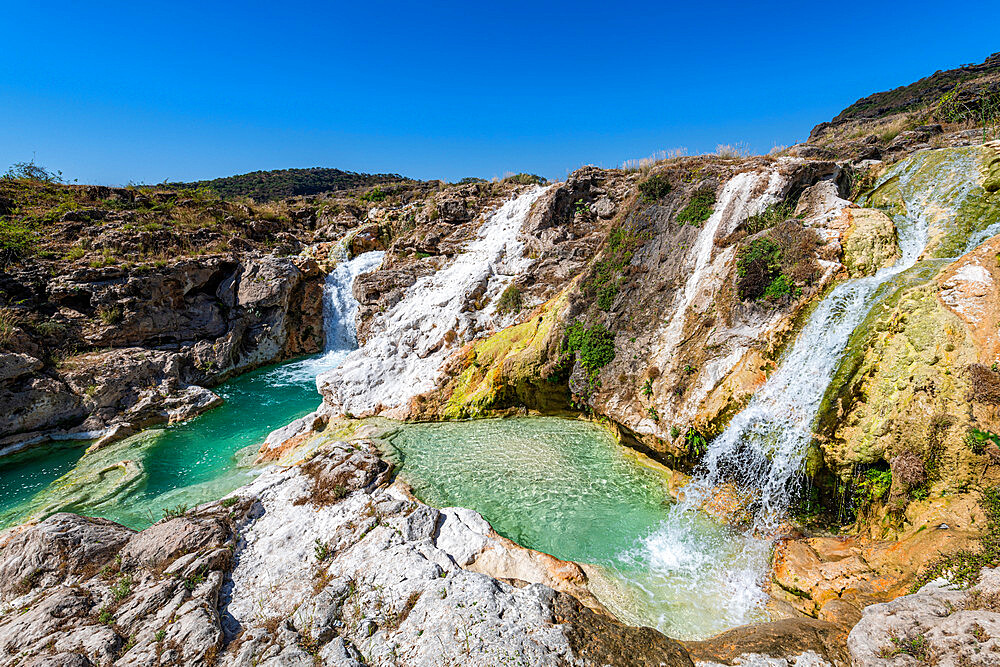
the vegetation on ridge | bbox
[167,166,409,202]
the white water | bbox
[318,186,548,416]
[652,168,788,414]
[632,149,986,632]
[267,250,385,387]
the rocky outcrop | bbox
[848,568,1000,666]
[0,253,325,451]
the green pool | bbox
[0,355,326,530]
[385,417,762,639]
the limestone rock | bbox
[848,568,1000,666]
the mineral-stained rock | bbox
[0,513,133,598]
[839,208,900,277]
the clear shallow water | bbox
[384,417,751,639]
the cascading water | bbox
[620,147,990,636]
[651,168,788,418]
[269,249,385,386]
[319,186,548,417]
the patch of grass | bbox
[877,635,930,661]
[314,539,332,562]
[0,218,38,265]
[64,246,86,261]
[495,284,523,314]
[161,504,188,520]
[647,406,659,422]
[154,629,166,642]
[0,308,18,347]
[638,174,671,202]
[502,173,547,186]
[97,306,123,325]
[676,190,716,225]
[96,607,114,625]
[743,202,796,236]
[111,573,134,601]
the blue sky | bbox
[2,1,999,185]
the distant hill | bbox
[818,52,1000,132]
[168,167,410,201]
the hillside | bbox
[807,51,1000,159]
[167,166,410,201]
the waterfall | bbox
[632,148,986,634]
[651,168,788,416]
[318,186,548,417]
[268,250,385,387]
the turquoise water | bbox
[0,356,325,530]
[0,440,90,520]
[385,417,752,639]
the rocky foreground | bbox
[5,437,1000,666]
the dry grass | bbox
[0,307,20,347]
[621,148,688,173]
[968,364,1000,404]
[714,143,753,159]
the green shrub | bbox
[64,246,86,261]
[0,219,38,265]
[638,174,671,202]
[564,321,616,372]
[496,284,523,314]
[3,160,63,183]
[647,406,659,422]
[736,238,799,302]
[676,191,716,225]
[359,186,387,203]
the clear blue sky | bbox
[2,1,998,185]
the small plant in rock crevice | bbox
[685,428,708,457]
[495,284,523,314]
[876,635,930,661]
[676,191,716,225]
[638,174,671,202]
